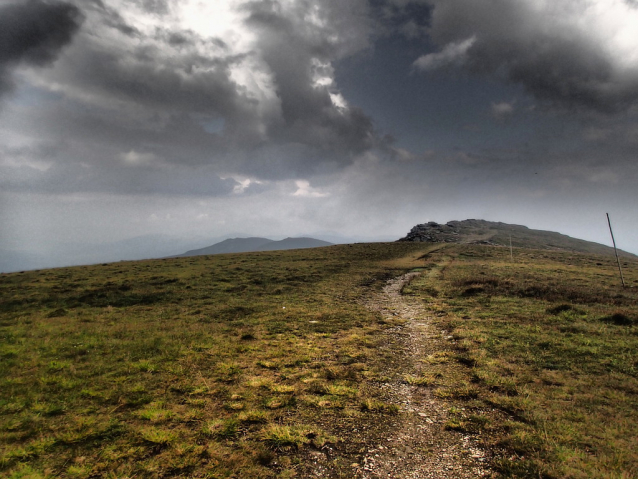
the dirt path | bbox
[356,269,491,479]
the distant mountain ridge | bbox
[399,219,635,257]
[177,237,333,257]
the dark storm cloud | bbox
[47,5,245,121]
[0,0,386,196]
[243,0,379,159]
[0,0,83,96]
[81,0,141,37]
[134,0,171,15]
[417,0,638,113]
[68,46,248,119]
[11,0,385,190]
[369,0,432,38]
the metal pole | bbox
[606,213,626,288]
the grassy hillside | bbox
[0,243,428,478]
[177,237,333,258]
[400,219,635,257]
[403,245,638,478]
[1,242,637,478]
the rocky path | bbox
[357,270,491,479]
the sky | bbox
[1,0,638,271]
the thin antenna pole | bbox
[606,213,626,288]
[509,235,513,261]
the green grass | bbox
[2,241,637,477]
[0,242,430,477]
[408,244,638,478]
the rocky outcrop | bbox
[398,219,502,244]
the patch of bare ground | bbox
[357,271,492,478]
[299,268,497,478]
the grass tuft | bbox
[138,426,177,445]
[359,399,399,414]
[404,373,439,387]
[259,424,333,451]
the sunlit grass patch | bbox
[263,395,295,410]
[404,372,439,387]
[65,464,92,479]
[259,424,333,451]
[201,418,239,439]
[137,426,177,445]
[5,463,46,479]
[237,410,269,424]
[359,399,399,414]
[223,401,245,411]
[256,360,279,370]
[246,376,274,389]
[132,359,157,373]
[0,436,56,466]
[259,424,308,450]
[269,383,296,394]
[31,401,66,417]
[421,351,455,364]
[326,384,358,397]
[136,403,175,422]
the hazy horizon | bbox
[2,218,633,274]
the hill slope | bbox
[178,236,332,257]
[398,219,634,257]
[257,237,333,251]
[179,237,274,256]
[1,243,637,477]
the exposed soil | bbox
[299,270,494,478]
[355,271,491,478]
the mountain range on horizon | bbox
[175,237,334,257]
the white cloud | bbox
[413,36,475,71]
[422,0,638,111]
[292,180,329,197]
[119,150,160,167]
[391,147,416,162]
[491,101,515,118]
[0,152,53,172]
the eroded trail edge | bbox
[358,270,490,479]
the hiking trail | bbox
[353,267,491,478]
